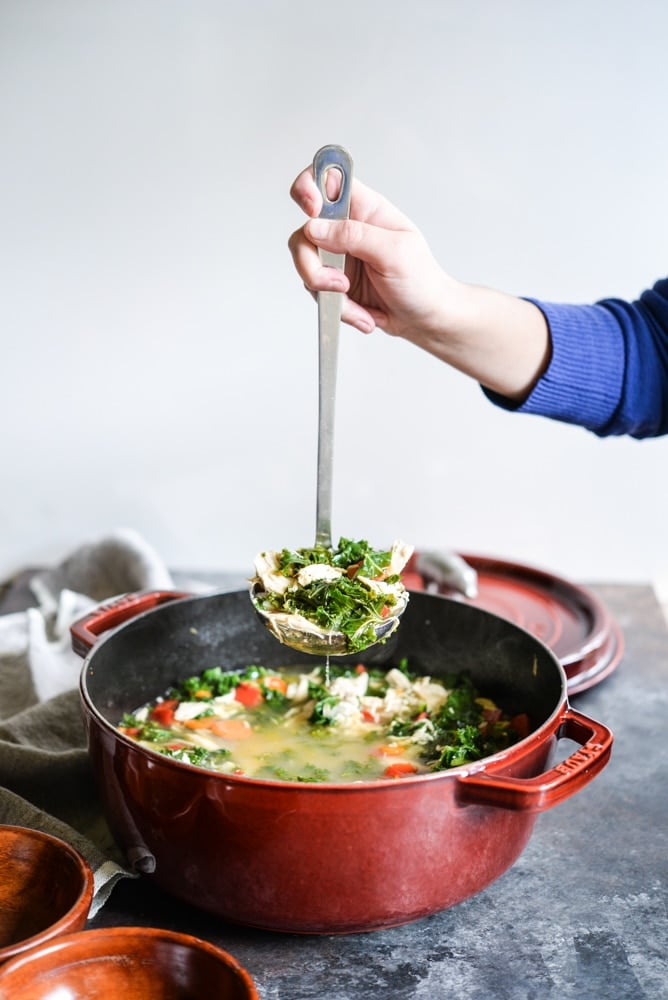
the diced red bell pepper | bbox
[150,699,179,726]
[510,713,531,739]
[482,707,503,723]
[384,762,418,778]
[234,682,264,708]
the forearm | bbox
[404,279,552,401]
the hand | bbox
[288,166,551,400]
[288,167,453,340]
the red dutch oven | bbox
[71,589,612,934]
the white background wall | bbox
[1,0,666,586]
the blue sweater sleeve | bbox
[483,278,668,438]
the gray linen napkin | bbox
[0,528,176,916]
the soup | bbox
[118,662,529,782]
[118,661,529,783]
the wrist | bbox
[404,279,552,400]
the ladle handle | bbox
[313,144,353,549]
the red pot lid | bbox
[404,552,623,695]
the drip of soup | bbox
[118,661,529,783]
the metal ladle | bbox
[252,145,408,656]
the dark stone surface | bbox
[86,580,668,1000]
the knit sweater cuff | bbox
[483,299,625,433]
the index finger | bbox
[290,166,321,218]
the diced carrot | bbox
[235,682,264,708]
[119,726,141,737]
[209,718,253,740]
[370,744,405,758]
[193,689,212,699]
[184,716,217,730]
[361,708,377,723]
[384,762,418,778]
[380,605,390,619]
[355,663,367,674]
[262,675,288,695]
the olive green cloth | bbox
[0,529,175,916]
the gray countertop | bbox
[79,580,667,1000]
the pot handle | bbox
[456,707,613,813]
[70,590,191,657]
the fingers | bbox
[303,217,404,276]
[289,166,321,218]
[289,226,380,334]
[340,298,379,334]
[312,288,379,335]
[288,225,349,295]
[289,212,416,297]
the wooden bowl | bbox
[0,927,259,999]
[0,825,94,964]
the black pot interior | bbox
[82,590,564,732]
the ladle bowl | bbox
[250,583,408,656]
